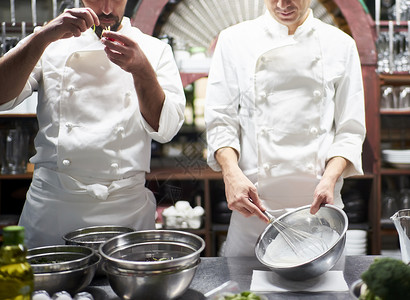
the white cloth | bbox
[1,17,185,247]
[206,10,366,256]
[250,270,349,292]
[19,167,156,248]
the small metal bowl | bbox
[350,279,364,299]
[27,245,95,273]
[255,204,348,280]
[100,230,205,272]
[33,252,100,295]
[62,225,135,250]
[103,258,200,300]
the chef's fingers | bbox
[102,31,129,46]
[248,189,266,211]
[103,46,123,65]
[67,8,100,30]
[310,194,328,215]
[247,197,270,223]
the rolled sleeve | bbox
[205,31,242,171]
[0,45,40,111]
[142,44,185,143]
[327,42,366,178]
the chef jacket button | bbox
[259,91,267,99]
[307,163,314,171]
[125,91,132,98]
[313,90,321,98]
[66,123,73,130]
[68,86,75,93]
[117,127,124,134]
[315,55,321,61]
[62,159,71,166]
[263,163,270,171]
[111,163,119,169]
[310,127,318,135]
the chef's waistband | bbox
[33,166,146,200]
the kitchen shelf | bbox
[0,114,36,118]
[380,110,410,115]
[379,73,410,85]
[0,173,33,180]
[380,168,410,175]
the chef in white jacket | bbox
[0,0,185,248]
[205,0,366,256]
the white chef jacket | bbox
[1,17,185,248]
[2,17,185,178]
[205,10,366,256]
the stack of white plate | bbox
[345,230,367,255]
[382,149,410,169]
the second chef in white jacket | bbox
[0,1,185,248]
[205,0,366,256]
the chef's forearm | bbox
[132,63,165,132]
[322,156,349,183]
[215,147,240,176]
[0,30,49,105]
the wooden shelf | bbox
[0,173,33,180]
[380,168,410,175]
[146,166,222,181]
[0,114,36,118]
[380,109,410,115]
[379,73,410,85]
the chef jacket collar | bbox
[263,9,315,39]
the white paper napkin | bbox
[251,270,349,292]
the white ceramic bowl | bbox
[346,230,367,240]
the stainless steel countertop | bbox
[84,255,381,299]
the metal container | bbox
[27,245,95,273]
[33,252,100,295]
[63,225,134,276]
[62,225,135,250]
[99,230,205,271]
[255,204,348,280]
[103,259,200,300]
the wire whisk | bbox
[262,210,328,258]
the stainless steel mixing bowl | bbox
[99,230,205,271]
[62,225,135,250]
[62,225,135,276]
[103,259,200,300]
[33,252,100,295]
[27,245,95,273]
[255,204,348,280]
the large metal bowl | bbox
[62,225,135,250]
[255,204,348,280]
[33,252,100,295]
[99,230,205,271]
[103,258,200,300]
[27,245,95,273]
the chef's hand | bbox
[101,31,149,75]
[310,176,334,215]
[310,156,349,214]
[101,31,165,131]
[38,8,99,43]
[216,147,269,223]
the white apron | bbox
[19,47,156,248]
[19,167,156,248]
[224,27,327,256]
